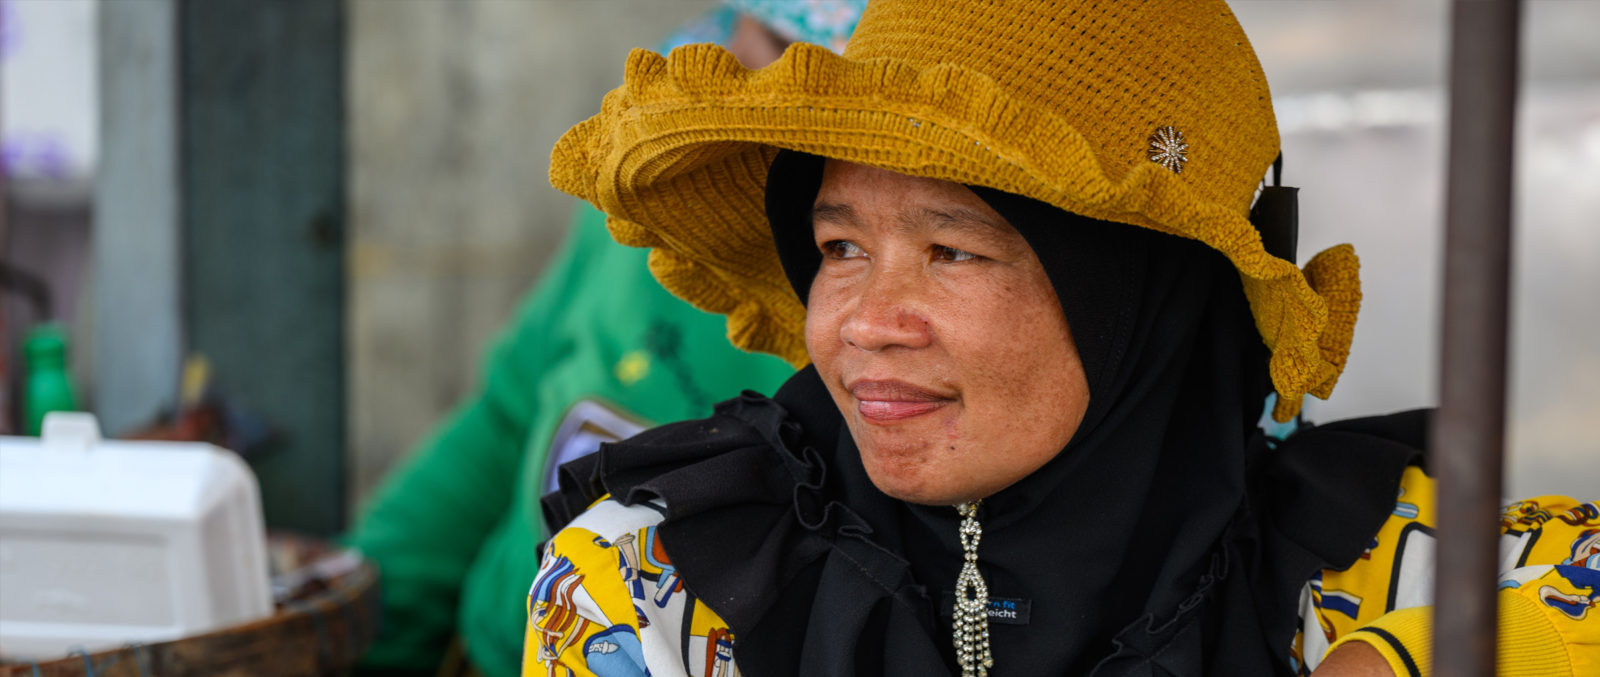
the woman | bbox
[525,1,1598,675]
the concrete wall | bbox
[346,0,712,509]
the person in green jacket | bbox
[346,4,865,676]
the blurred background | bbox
[3,0,1596,540]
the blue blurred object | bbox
[663,0,867,54]
[1259,392,1300,443]
[725,0,866,53]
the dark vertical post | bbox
[1433,1,1520,676]
[180,0,347,535]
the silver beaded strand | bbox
[952,501,993,676]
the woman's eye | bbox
[822,240,865,259]
[933,245,978,262]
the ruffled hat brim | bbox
[550,42,1360,422]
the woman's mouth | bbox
[848,379,953,423]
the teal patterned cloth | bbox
[664,0,866,54]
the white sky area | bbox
[2,0,1594,497]
[1,0,97,182]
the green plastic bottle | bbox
[23,323,80,436]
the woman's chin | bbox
[860,450,987,506]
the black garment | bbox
[545,152,1424,675]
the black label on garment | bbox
[939,593,1032,625]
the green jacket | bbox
[347,204,794,677]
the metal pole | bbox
[1433,2,1521,676]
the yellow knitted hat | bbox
[550,0,1361,422]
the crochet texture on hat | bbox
[549,0,1361,422]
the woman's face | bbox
[805,160,1090,505]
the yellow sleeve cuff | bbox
[1323,591,1574,677]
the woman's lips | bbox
[848,379,953,423]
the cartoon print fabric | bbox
[1291,466,1600,675]
[525,500,740,677]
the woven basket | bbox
[0,536,379,677]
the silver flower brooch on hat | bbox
[1149,125,1189,174]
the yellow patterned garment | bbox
[523,499,738,677]
[1295,466,1599,676]
[525,470,1597,677]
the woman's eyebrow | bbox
[811,201,1008,240]
[916,206,1001,230]
[811,202,857,225]
[908,206,1009,241]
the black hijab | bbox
[545,152,1424,675]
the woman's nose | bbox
[838,270,933,352]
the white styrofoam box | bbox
[0,413,273,659]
